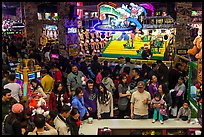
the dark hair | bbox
[85,79,95,93]
[154,92,161,100]
[40,69,47,74]
[60,105,72,114]
[75,87,83,96]
[53,81,65,94]
[183,100,190,106]
[98,83,109,104]
[119,74,129,86]
[104,60,108,66]
[8,74,16,81]
[156,60,162,64]
[30,79,44,91]
[34,114,45,129]
[2,88,12,97]
[132,68,140,75]
[125,57,130,63]
[160,84,169,94]
[152,63,157,69]
[93,55,98,61]
[123,66,130,75]
[70,107,80,116]
[71,64,78,69]
[175,63,182,69]
[178,76,184,81]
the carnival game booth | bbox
[15,59,41,96]
[80,2,176,60]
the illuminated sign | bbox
[95,2,146,31]
[28,73,36,80]
[16,72,20,79]
[67,27,77,34]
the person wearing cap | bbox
[41,69,54,102]
[130,81,151,119]
[54,105,72,135]
[2,88,17,121]
[2,103,26,135]
[141,44,152,60]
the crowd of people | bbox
[2,34,191,135]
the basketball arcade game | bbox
[15,59,41,96]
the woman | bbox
[83,79,98,119]
[158,84,172,120]
[30,79,47,99]
[71,87,89,120]
[49,82,70,113]
[67,108,81,135]
[97,83,114,119]
[149,75,159,98]
[118,74,131,118]
[2,103,26,135]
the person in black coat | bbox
[67,108,81,135]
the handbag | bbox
[160,108,167,116]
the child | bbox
[151,92,167,124]
[176,100,191,123]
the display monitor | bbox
[37,72,41,78]
[28,73,36,80]
[16,72,20,79]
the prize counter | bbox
[79,119,202,135]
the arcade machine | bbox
[15,59,42,96]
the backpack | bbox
[2,114,17,135]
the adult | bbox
[171,76,186,112]
[118,74,132,118]
[102,60,112,76]
[148,63,159,79]
[49,82,70,113]
[53,105,72,135]
[71,87,89,120]
[4,74,22,103]
[2,88,17,120]
[156,60,169,85]
[120,57,135,78]
[90,55,101,80]
[28,114,58,135]
[148,75,159,98]
[67,65,85,97]
[168,62,183,90]
[121,66,131,83]
[158,84,172,120]
[102,70,116,95]
[129,68,143,90]
[83,79,98,119]
[53,63,63,84]
[41,69,54,102]
[30,79,47,99]
[67,108,81,135]
[97,83,114,119]
[2,103,25,135]
[141,44,152,60]
[130,81,151,119]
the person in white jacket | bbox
[54,105,72,135]
[97,83,114,119]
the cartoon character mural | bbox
[117,3,147,30]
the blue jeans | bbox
[134,114,148,119]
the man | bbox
[142,44,152,60]
[67,65,85,97]
[156,60,169,85]
[28,114,58,135]
[130,81,151,119]
[4,74,22,103]
[148,63,159,80]
[2,88,17,120]
[54,105,72,135]
[129,68,143,90]
[41,69,54,102]
[120,57,135,78]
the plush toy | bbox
[81,76,87,86]
[188,24,202,59]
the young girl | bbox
[151,92,167,124]
[97,83,114,119]
[30,79,47,99]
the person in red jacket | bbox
[121,66,131,83]
[49,82,70,113]
[53,63,63,84]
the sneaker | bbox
[160,120,164,124]
[152,119,156,123]
[124,116,130,119]
[113,107,118,111]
